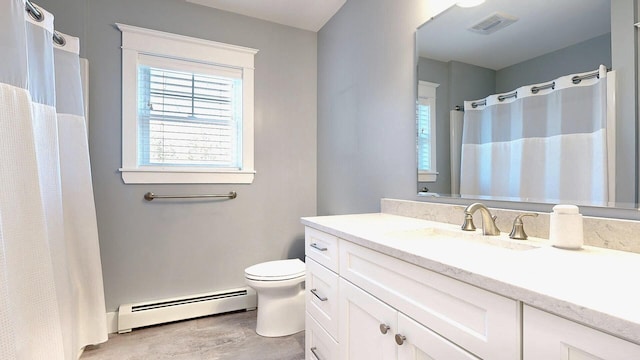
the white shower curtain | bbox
[460,65,610,206]
[0,1,107,359]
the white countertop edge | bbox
[301,213,640,345]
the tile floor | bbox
[80,310,305,360]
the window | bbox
[137,56,242,168]
[117,24,258,184]
[417,81,439,182]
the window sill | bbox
[120,167,255,184]
[418,171,438,183]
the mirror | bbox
[416,0,638,209]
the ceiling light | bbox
[457,0,485,8]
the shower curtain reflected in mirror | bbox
[0,1,107,358]
[460,65,613,207]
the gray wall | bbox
[40,0,317,311]
[448,61,496,109]
[496,33,612,93]
[317,0,429,215]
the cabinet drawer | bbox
[306,257,339,340]
[306,312,339,360]
[524,305,640,360]
[340,240,520,360]
[305,227,339,273]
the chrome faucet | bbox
[461,203,501,236]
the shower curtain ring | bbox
[53,31,66,46]
[25,1,44,22]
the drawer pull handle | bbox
[310,243,328,251]
[395,334,406,345]
[310,346,322,360]
[379,324,391,335]
[310,288,328,301]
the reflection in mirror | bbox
[416,0,637,209]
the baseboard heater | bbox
[117,287,257,333]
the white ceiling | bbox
[185,0,347,32]
[417,0,611,70]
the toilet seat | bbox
[245,259,305,281]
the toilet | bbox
[244,259,306,337]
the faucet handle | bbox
[461,214,476,231]
[509,213,539,240]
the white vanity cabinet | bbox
[523,305,640,360]
[304,214,640,360]
[304,226,519,360]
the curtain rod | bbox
[25,0,66,46]
[533,68,609,93]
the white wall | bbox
[39,0,317,311]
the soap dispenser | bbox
[549,204,584,250]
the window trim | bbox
[417,80,439,183]
[117,23,258,184]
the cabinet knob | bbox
[379,323,390,334]
[395,334,406,345]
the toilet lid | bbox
[245,259,305,281]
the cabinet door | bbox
[397,313,480,360]
[339,279,397,360]
[524,305,640,360]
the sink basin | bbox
[386,225,544,251]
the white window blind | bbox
[417,81,439,182]
[417,100,432,171]
[137,56,243,169]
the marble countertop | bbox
[301,213,640,345]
